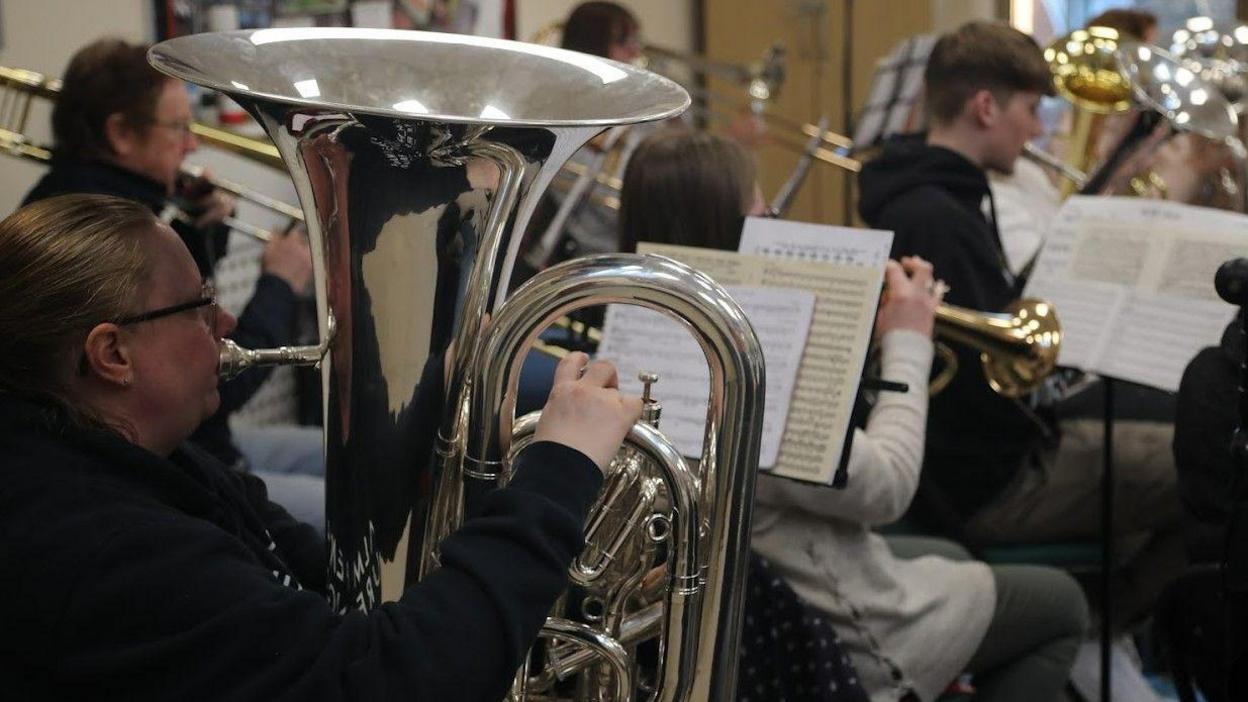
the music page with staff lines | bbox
[620,223,890,485]
[597,279,814,469]
[1023,196,1248,392]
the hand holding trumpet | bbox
[877,255,944,338]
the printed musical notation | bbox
[598,285,815,468]
[621,219,892,485]
[1023,196,1248,392]
[740,216,893,268]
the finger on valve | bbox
[535,354,641,474]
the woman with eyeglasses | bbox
[21,38,323,526]
[0,193,641,701]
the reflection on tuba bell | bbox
[151,27,767,701]
[930,299,1062,398]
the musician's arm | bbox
[756,329,933,525]
[61,441,601,702]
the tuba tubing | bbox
[511,410,703,697]
[451,252,765,701]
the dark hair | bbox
[52,38,175,161]
[924,21,1054,125]
[619,128,757,254]
[1087,8,1157,40]
[561,1,639,58]
[0,194,156,428]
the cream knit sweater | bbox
[752,329,996,702]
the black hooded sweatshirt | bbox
[858,137,1053,518]
[0,393,602,701]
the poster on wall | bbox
[155,0,508,40]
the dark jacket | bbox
[858,137,1052,518]
[0,394,602,701]
[23,160,298,466]
[1175,315,1242,528]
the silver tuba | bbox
[150,28,766,701]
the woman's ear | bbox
[81,322,134,388]
[103,112,136,158]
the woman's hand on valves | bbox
[534,352,644,475]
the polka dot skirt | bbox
[737,554,869,702]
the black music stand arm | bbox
[1079,111,1162,196]
[1101,377,1115,702]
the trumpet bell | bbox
[1116,41,1239,142]
[936,299,1061,398]
[1045,27,1134,114]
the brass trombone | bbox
[528,23,860,172]
[0,64,302,241]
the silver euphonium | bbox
[150,28,766,701]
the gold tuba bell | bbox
[150,28,767,701]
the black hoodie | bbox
[0,394,602,701]
[859,137,1051,518]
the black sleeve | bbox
[1175,346,1239,525]
[59,441,602,702]
[879,199,1000,312]
[218,274,299,413]
[234,469,329,594]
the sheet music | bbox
[740,216,894,268]
[632,240,886,485]
[1098,293,1235,392]
[597,284,815,469]
[1023,196,1245,392]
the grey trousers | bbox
[888,536,1087,702]
[964,418,1185,629]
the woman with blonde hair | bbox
[0,193,641,701]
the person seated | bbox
[0,193,640,701]
[517,1,764,281]
[620,127,1088,701]
[858,20,1184,633]
[1054,9,1234,208]
[21,38,322,525]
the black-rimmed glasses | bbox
[115,280,218,337]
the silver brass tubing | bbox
[511,410,703,698]
[218,313,335,381]
[539,619,633,699]
[180,163,305,221]
[769,114,831,217]
[532,603,665,687]
[468,253,765,701]
[1022,142,1088,188]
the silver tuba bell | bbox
[150,28,766,701]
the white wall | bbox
[515,0,694,54]
[930,0,997,32]
[0,0,152,215]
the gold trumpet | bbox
[928,298,1062,398]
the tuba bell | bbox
[150,27,766,701]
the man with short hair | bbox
[858,21,1183,631]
